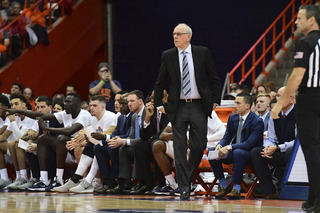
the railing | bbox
[228,0,316,88]
[0,0,67,63]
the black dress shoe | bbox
[302,201,314,211]
[123,184,141,194]
[130,185,148,195]
[180,191,190,200]
[111,184,124,194]
[306,205,320,213]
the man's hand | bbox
[108,137,124,149]
[8,114,15,122]
[146,104,155,117]
[91,132,105,140]
[158,107,166,114]
[26,141,37,153]
[218,146,229,159]
[102,71,112,82]
[260,145,277,158]
[215,144,222,151]
[66,139,81,151]
[213,103,218,110]
[37,117,48,130]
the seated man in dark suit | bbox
[105,90,146,194]
[133,90,169,195]
[251,86,296,199]
[208,92,264,199]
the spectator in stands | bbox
[24,0,49,46]
[89,62,122,112]
[12,1,22,16]
[257,85,267,95]
[1,0,11,21]
[10,82,24,95]
[2,94,37,190]
[269,91,277,99]
[8,93,92,191]
[230,83,240,93]
[255,93,271,132]
[208,93,264,199]
[52,95,116,193]
[23,87,35,110]
[154,110,226,195]
[0,19,10,68]
[53,102,64,112]
[251,87,296,199]
[66,84,77,95]
[263,81,276,94]
[52,93,64,106]
[6,8,27,60]
[80,101,89,112]
[106,90,145,194]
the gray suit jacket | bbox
[128,107,146,146]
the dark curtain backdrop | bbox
[113,0,293,97]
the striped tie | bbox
[182,51,191,96]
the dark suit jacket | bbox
[110,112,134,139]
[140,111,169,142]
[154,45,221,122]
[128,107,146,146]
[219,111,264,151]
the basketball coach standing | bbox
[154,23,221,200]
[271,5,320,213]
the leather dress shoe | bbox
[111,184,132,194]
[130,185,155,195]
[180,191,190,200]
[265,193,278,200]
[306,204,320,213]
[302,201,313,211]
[215,184,232,198]
[123,184,142,194]
[228,189,241,199]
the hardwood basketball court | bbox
[0,190,305,213]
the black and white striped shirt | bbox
[294,30,320,88]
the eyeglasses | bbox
[99,69,109,73]
[172,32,189,37]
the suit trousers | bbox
[118,146,134,179]
[296,88,320,206]
[93,144,119,180]
[133,139,153,182]
[172,101,207,193]
[209,148,251,185]
[251,146,292,195]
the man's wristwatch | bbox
[226,145,232,151]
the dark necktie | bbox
[135,115,140,138]
[156,112,160,133]
[236,117,244,143]
[182,51,191,96]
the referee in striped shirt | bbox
[271,5,320,213]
